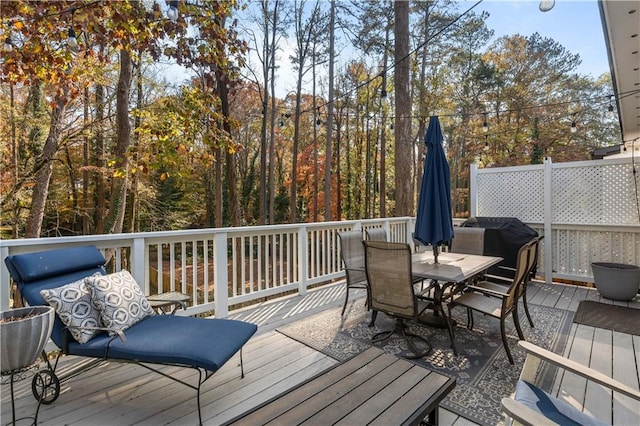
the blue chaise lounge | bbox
[4,245,258,425]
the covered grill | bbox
[461,217,539,277]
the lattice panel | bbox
[552,162,638,224]
[551,228,640,278]
[476,168,544,222]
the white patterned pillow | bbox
[86,270,154,335]
[40,274,104,344]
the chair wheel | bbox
[32,369,60,404]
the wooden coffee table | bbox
[224,346,456,425]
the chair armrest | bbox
[66,325,127,342]
[482,273,511,281]
[501,397,559,426]
[466,284,508,298]
[518,341,640,400]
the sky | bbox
[469,0,609,77]
[164,0,611,94]
[268,0,611,97]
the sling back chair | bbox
[469,236,543,327]
[338,230,375,325]
[450,227,485,256]
[446,239,535,364]
[363,240,432,359]
[365,227,387,242]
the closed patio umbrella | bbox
[414,116,454,263]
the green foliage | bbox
[0,1,620,237]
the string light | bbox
[67,8,78,51]
[482,112,488,133]
[539,0,555,12]
[167,0,179,22]
[607,95,615,118]
[3,36,12,52]
[67,27,78,51]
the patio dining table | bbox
[412,251,503,327]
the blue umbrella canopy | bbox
[414,116,454,262]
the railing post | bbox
[543,157,553,285]
[1,244,10,311]
[298,225,308,296]
[131,237,146,294]
[407,217,415,249]
[214,232,229,318]
[382,220,391,239]
[470,163,478,217]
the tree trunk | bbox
[82,87,90,234]
[215,146,223,227]
[126,55,143,233]
[104,49,132,235]
[94,49,106,234]
[394,0,413,217]
[25,91,67,237]
[324,0,335,221]
[216,70,241,227]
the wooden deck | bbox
[2,280,639,425]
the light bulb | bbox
[570,121,577,133]
[539,0,555,12]
[380,88,387,100]
[67,27,78,51]
[482,113,488,133]
[4,37,12,52]
[607,103,615,118]
[167,1,179,22]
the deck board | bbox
[2,280,639,426]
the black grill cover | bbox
[461,217,538,277]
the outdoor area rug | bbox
[277,301,573,426]
[574,300,640,335]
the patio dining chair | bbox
[470,236,542,327]
[338,231,372,321]
[365,227,387,242]
[363,240,432,359]
[450,227,485,255]
[446,239,534,364]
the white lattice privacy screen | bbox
[471,157,640,282]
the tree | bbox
[393,0,412,217]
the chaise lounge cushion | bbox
[514,380,607,426]
[40,274,103,344]
[5,245,107,349]
[86,270,155,335]
[65,315,258,372]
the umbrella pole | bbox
[433,245,439,264]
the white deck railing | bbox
[0,218,416,316]
[3,158,638,315]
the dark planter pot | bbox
[591,262,640,301]
[0,306,54,374]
